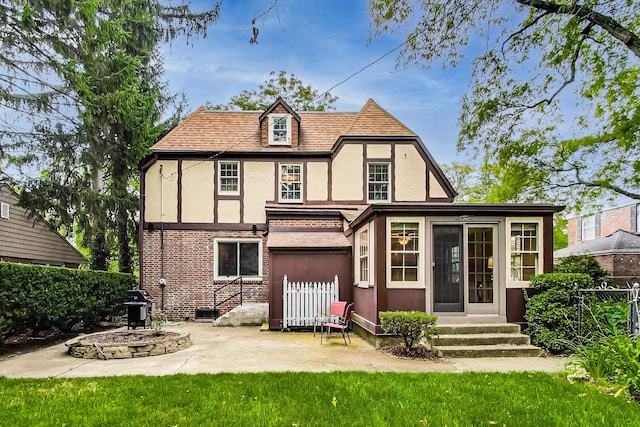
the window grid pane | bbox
[359,230,369,282]
[219,162,238,192]
[390,222,419,281]
[273,116,288,142]
[280,164,301,200]
[510,223,539,282]
[368,163,389,201]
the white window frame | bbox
[581,214,596,241]
[218,161,240,196]
[279,163,302,202]
[355,224,373,288]
[506,218,543,288]
[0,202,8,219]
[268,114,292,145]
[367,162,390,203]
[213,238,263,280]
[387,217,425,289]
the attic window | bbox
[269,114,291,145]
[0,202,8,219]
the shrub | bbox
[524,273,591,353]
[573,334,640,401]
[379,311,437,350]
[0,262,135,341]
[554,255,608,286]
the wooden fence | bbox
[282,275,338,329]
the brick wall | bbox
[597,253,640,286]
[569,204,637,245]
[141,230,269,320]
[269,217,343,229]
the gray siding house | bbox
[0,184,86,268]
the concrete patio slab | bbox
[0,323,568,378]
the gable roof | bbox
[151,98,417,153]
[0,184,87,267]
[554,229,640,258]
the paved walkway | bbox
[0,323,568,378]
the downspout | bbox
[159,164,165,311]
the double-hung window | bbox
[508,220,542,284]
[358,228,369,284]
[269,114,291,145]
[389,221,420,283]
[0,202,8,219]
[280,163,302,202]
[368,163,390,202]
[581,215,596,241]
[215,239,262,279]
[218,161,239,195]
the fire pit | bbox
[65,329,191,359]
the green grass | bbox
[1,372,638,426]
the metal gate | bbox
[282,275,338,330]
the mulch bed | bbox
[380,344,440,361]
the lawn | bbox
[1,372,638,426]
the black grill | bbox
[125,290,155,329]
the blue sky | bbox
[161,0,473,164]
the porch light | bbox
[487,256,493,269]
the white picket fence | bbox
[282,275,338,329]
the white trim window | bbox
[368,163,390,202]
[279,163,302,202]
[388,219,423,286]
[358,227,369,286]
[581,214,596,241]
[214,238,262,279]
[269,114,291,145]
[218,161,239,195]
[0,202,8,219]
[507,219,543,286]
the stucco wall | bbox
[306,162,329,201]
[218,200,241,223]
[332,144,363,200]
[428,171,448,198]
[394,144,426,201]
[182,161,214,223]
[244,161,275,223]
[144,161,178,222]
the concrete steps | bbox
[430,323,542,358]
[212,303,268,327]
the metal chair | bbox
[314,300,346,337]
[321,302,354,346]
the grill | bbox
[125,290,155,329]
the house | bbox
[0,184,86,268]
[558,204,640,284]
[555,229,640,285]
[567,203,639,245]
[138,97,562,337]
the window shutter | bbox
[595,214,601,238]
[577,217,582,241]
[632,205,638,233]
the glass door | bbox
[433,225,464,312]
[467,225,498,313]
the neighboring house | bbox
[555,229,640,285]
[0,184,86,268]
[558,204,640,284]
[568,203,639,246]
[139,97,562,336]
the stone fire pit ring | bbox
[65,329,191,360]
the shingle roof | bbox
[266,231,351,249]
[151,99,416,153]
[554,229,640,258]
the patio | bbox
[0,322,566,378]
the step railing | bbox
[212,277,243,319]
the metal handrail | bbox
[213,277,244,317]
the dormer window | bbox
[269,114,291,145]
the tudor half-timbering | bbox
[139,97,562,334]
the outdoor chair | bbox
[321,302,354,346]
[314,300,347,337]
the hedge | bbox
[0,262,136,342]
[524,273,592,353]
